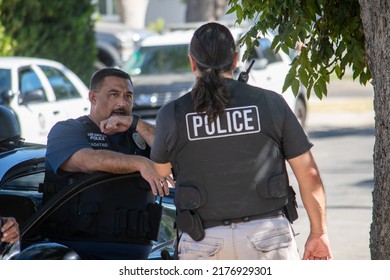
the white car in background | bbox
[0,57,90,144]
[122,24,307,127]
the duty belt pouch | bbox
[70,200,99,236]
[175,184,207,210]
[144,198,163,241]
[283,186,298,223]
[176,210,205,241]
[126,199,163,241]
[125,200,162,241]
[257,173,289,198]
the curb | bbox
[308,98,373,113]
[305,80,375,128]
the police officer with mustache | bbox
[41,68,173,259]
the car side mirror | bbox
[0,90,14,105]
[19,89,45,104]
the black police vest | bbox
[172,82,289,232]
[40,116,159,244]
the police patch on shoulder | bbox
[132,132,146,150]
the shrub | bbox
[0,0,96,84]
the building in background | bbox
[96,0,234,27]
[96,0,186,27]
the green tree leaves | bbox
[227,0,371,99]
[0,0,96,84]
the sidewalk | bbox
[306,79,374,129]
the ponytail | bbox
[191,67,229,123]
[189,22,236,123]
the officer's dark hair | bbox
[189,22,236,122]
[90,68,133,91]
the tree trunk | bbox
[185,0,228,22]
[117,0,149,28]
[359,0,390,259]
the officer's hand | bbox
[139,158,173,196]
[100,116,131,135]
[1,217,20,244]
[302,232,333,260]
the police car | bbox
[122,24,307,127]
[0,105,176,260]
[0,57,91,144]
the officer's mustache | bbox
[111,108,129,116]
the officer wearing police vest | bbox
[41,68,174,259]
[151,22,333,260]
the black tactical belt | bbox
[202,209,284,229]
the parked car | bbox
[0,105,175,260]
[95,22,155,69]
[0,57,90,144]
[122,25,307,127]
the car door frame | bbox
[16,172,176,260]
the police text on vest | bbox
[186,106,261,140]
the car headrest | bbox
[0,105,21,146]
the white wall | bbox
[99,0,237,27]
[145,0,186,25]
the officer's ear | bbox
[232,52,239,70]
[89,89,97,104]
[188,54,197,73]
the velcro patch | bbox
[186,106,261,141]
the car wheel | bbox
[294,96,307,129]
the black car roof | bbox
[0,142,46,187]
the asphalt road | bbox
[291,78,375,260]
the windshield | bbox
[39,65,82,100]
[123,44,191,76]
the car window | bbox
[19,68,47,101]
[39,65,82,100]
[124,44,191,75]
[3,172,44,191]
[0,69,11,95]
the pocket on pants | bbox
[248,218,296,259]
[178,235,223,260]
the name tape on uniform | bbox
[186,106,261,141]
[87,132,109,148]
